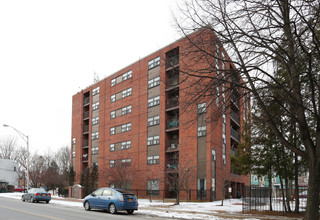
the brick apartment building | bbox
[71,29,250,201]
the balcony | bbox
[83,125,89,134]
[166,140,179,152]
[166,164,178,173]
[230,110,240,126]
[83,111,89,120]
[165,56,179,70]
[166,77,179,91]
[230,127,239,142]
[82,154,88,162]
[231,93,239,109]
[82,139,89,148]
[166,118,179,131]
[84,97,90,106]
[166,97,179,110]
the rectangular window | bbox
[92,102,99,110]
[110,160,115,168]
[110,144,115,152]
[197,126,207,137]
[148,76,160,88]
[91,147,99,155]
[122,88,132,98]
[148,96,160,107]
[148,56,160,70]
[72,138,76,144]
[111,78,116,87]
[121,158,131,167]
[110,111,116,119]
[148,115,160,126]
[121,105,132,115]
[92,116,99,125]
[147,180,159,195]
[122,70,132,81]
[121,123,131,132]
[147,135,160,146]
[121,141,131,149]
[197,103,207,114]
[147,156,159,165]
[92,86,100,96]
[72,151,75,158]
[91,131,99,140]
[111,95,116,102]
[110,127,115,135]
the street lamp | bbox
[3,124,29,192]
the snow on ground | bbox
[0,192,249,220]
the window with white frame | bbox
[111,95,116,102]
[197,126,207,137]
[147,179,159,195]
[197,103,207,114]
[91,147,98,155]
[91,131,99,140]
[148,76,160,88]
[122,70,132,81]
[121,158,131,166]
[147,135,160,146]
[110,111,116,119]
[121,105,132,115]
[148,96,160,107]
[148,57,160,70]
[92,102,99,110]
[121,123,131,132]
[92,116,99,125]
[147,156,159,165]
[121,141,131,149]
[110,127,115,135]
[122,88,132,98]
[111,78,116,87]
[110,160,115,167]
[110,144,115,152]
[148,115,160,126]
[92,86,100,96]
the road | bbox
[0,197,163,220]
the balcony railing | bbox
[166,97,179,109]
[84,97,90,106]
[83,111,89,119]
[231,93,239,108]
[166,164,178,172]
[230,110,240,125]
[166,140,179,152]
[83,125,89,134]
[166,119,179,130]
[165,56,179,69]
[83,139,89,148]
[82,154,88,161]
[166,77,179,89]
[231,127,239,142]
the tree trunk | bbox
[304,160,320,220]
[294,153,299,213]
[268,172,273,211]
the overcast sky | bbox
[0,0,181,154]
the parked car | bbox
[14,186,25,192]
[83,188,138,214]
[21,188,51,203]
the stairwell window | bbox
[197,126,207,137]
[148,96,160,107]
[197,103,207,114]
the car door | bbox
[100,189,112,209]
[25,189,33,200]
[89,188,103,209]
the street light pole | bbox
[3,124,29,191]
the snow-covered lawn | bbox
[0,192,254,219]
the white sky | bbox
[0,0,181,154]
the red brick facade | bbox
[71,29,250,201]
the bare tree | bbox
[175,1,320,218]
[106,164,134,190]
[0,136,17,160]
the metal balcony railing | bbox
[230,110,240,125]
[166,77,179,89]
[84,97,90,106]
[166,140,179,152]
[231,127,239,142]
[82,154,88,161]
[166,119,179,130]
[82,139,89,147]
[83,111,89,119]
[83,125,89,133]
[231,93,239,108]
[166,97,179,109]
[165,56,179,69]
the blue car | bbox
[83,188,138,214]
[21,188,51,203]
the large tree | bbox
[175,0,320,219]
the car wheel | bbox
[84,201,91,211]
[109,203,117,214]
[30,197,35,203]
[46,201,49,204]
[21,196,25,202]
[127,210,134,214]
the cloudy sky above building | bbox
[0,0,181,153]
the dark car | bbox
[22,188,51,203]
[83,188,138,214]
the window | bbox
[148,96,160,107]
[111,95,116,102]
[92,116,99,125]
[197,103,207,114]
[147,135,160,146]
[72,152,75,158]
[110,127,115,135]
[147,180,159,195]
[91,132,99,140]
[92,102,99,110]
[122,70,132,81]
[111,78,116,87]
[92,86,100,96]
[110,144,115,152]
[121,105,132,115]
[121,141,131,149]
[147,156,159,165]
[72,138,76,144]
[110,111,116,119]
[121,123,131,132]
[122,88,132,98]
[91,147,98,155]
[216,87,219,107]
[148,115,160,126]
[197,126,207,137]
[110,160,115,168]
[121,158,131,167]
[148,76,160,88]
[148,56,160,70]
